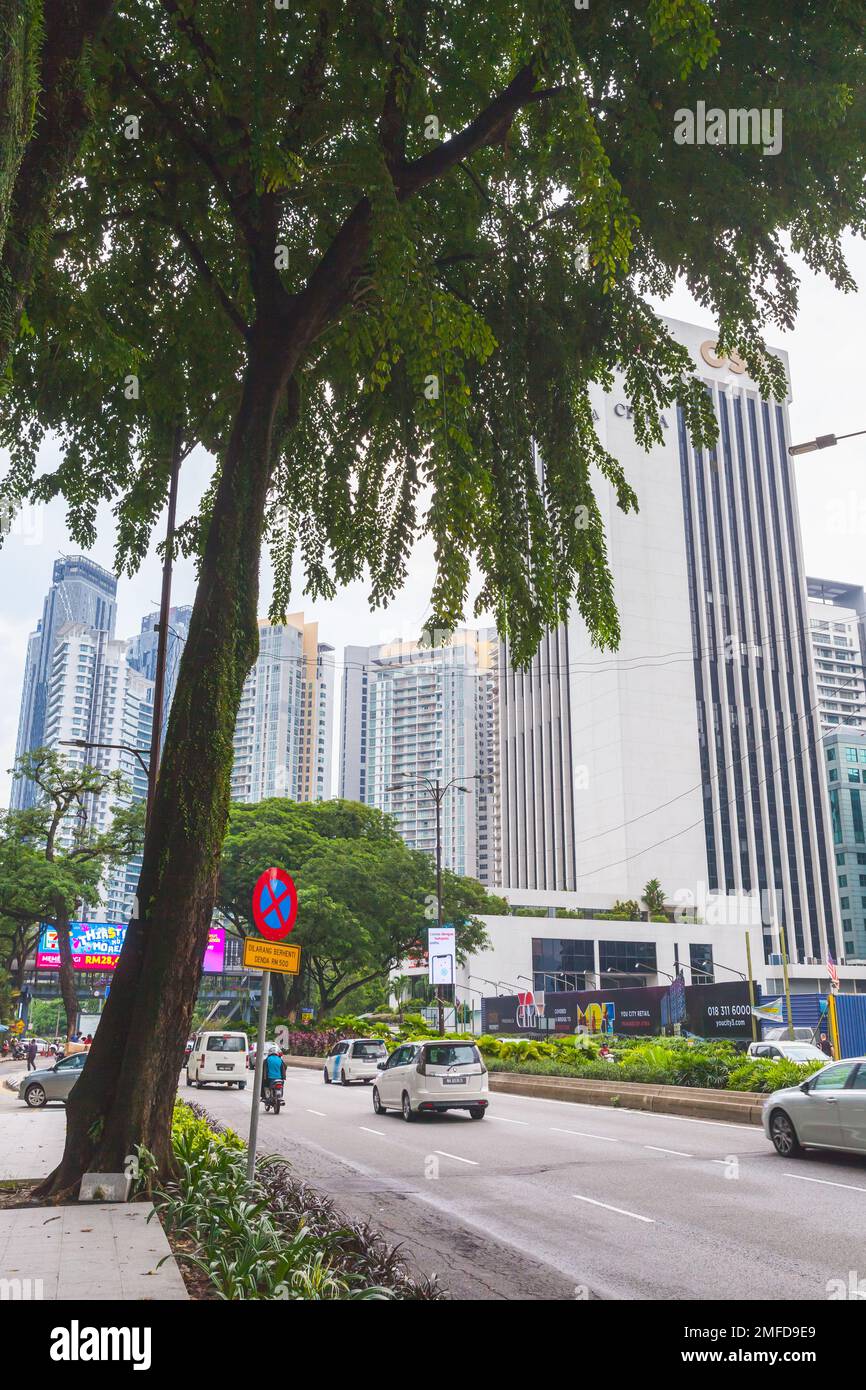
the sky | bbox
[2,233,866,805]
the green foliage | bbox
[218,797,496,1015]
[1,3,861,660]
[145,1101,440,1300]
[642,878,667,917]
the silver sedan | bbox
[18,1052,87,1108]
[763,1057,866,1158]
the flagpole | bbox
[745,930,757,1043]
[778,923,794,1042]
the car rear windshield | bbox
[206,1036,246,1052]
[353,1042,387,1058]
[422,1044,479,1066]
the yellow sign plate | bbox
[242,937,301,975]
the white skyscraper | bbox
[499,318,841,969]
[230,615,335,804]
[41,623,154,921]
[806,578,866,732]
[340,630,500,883]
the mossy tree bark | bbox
[40,323,297,1195]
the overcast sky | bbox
[2,233,865,806]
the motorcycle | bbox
[263,1080,284,1115]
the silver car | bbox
[763,1057,866,1158]
[18,1052,87,1108]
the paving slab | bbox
[0,1106,66,1180]
[0,1203,189,1300]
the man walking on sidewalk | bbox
[25,1039,38,1072]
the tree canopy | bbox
[2,1,863,656]
[218,797,504,1015]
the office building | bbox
[340,630,500,882]
[499,318,840,970]
[230,615,335,805]
[127,604,194,750]
[825,725,866,963]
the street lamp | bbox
[788,427,866,456]
[61,739,151,781]
[386,771,482,1036]
[636,961,676,983]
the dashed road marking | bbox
[434,1150,479,1166]
[573,1193,655,1223]
[551,1127,619,1142]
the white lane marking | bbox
[551,1127,619,1142]
[783,1172,866,1195]
[488,1116,529,1126]
[434,1150,479,1166]
[535,1099,757,1133]
[644,1145,693,1158]
[306,1108,327,1117]
[359,1126,386,1137]
[573,1193,655,1224]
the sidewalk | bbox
[0,1071,188,1300]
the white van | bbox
[186,1031,249,1088]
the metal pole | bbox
[146,423,182,826]
[745,930,758,1042]
[434,779,445,1037]
[246,969,270,1183]
[778,924,794,1041]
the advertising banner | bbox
[37,922,228,973]
[482,980,754,1039]
[427,925,456,985]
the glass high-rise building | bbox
[12,555,117,808]
[340,630,500,883]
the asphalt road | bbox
[190,1065,866,1301]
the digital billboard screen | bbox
[37,922,228,973]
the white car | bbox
[323,1038,388,1085]
[186,1030,249,1088]
[747,1040,827,1064]
[372,1040,489,1121]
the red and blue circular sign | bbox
[251,867,298,940]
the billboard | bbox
[37,922,227,974]
[481,980,754,1039]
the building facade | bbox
[40,622,154,921]
[12,555,117,808]
[807,579,866,732]
[127,604,194,752]
[499,318,840,970]
[825,726,866,964]
[340,630,500,882]
[230,615,335,805]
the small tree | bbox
[0,749,144,1039]
[642,879,668,922]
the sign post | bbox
[246,868,299,1183]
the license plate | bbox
[216,1064,233,1072]
[443,1076,467,1085]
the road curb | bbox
[487,1070,765,1124]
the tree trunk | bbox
[54,907,78,1040]
[39,325,297,1198]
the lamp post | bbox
[60,739,150,782]
[387,772,480,1037]
[788,428,866,456]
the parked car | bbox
[186,1030,249,1088]
[323,1038,388,1085]
[748,1040,827,1064]
[763,1057,866,1157]
[18,1052,87,1108]
[372,1040,489,1121]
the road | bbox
[193,1064,866,1301]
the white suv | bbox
[372,1040,489,1121]
[323,1037,388,1085]
[186,1031,249,1088]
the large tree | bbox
[0,2,860,1195]
[0,750,144,1037]
[217,797,501,1018]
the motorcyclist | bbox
[261,1043,286,1101]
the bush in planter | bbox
[726,1057,825,1093]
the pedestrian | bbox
[25,1039,38,1071]
[819,1030,832,1057]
